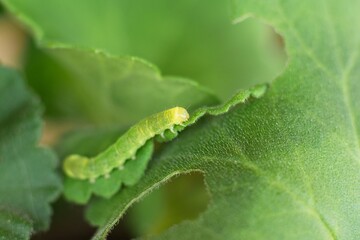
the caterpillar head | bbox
[63,155,89,179]
[173,107,189,124]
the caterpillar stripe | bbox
[63,107,189,182]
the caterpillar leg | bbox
[170,125,176,133]
[118,165,124,170]
[104,173,110,179]
[160,132,165,139]
[131,155,136,160]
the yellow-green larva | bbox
[63,107,189,182]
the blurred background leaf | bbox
[111,173,210,238]
[24,46,218,125]
[2,0,284,123]
[0,67,61,238]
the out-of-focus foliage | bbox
[2,0,284,124]
[4,0,284,96]
[125,173,210,236]
[26,47,218,125]
[0,67,61,238]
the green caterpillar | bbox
[63,107,189,182]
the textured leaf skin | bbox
[85,86,266,225]
[0,208,32,240]
[63,85,265,203]
[0,67,62,239]
[86,0,360,239]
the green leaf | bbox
[3,0,222,125]
[125,173,210,236]
[3,0,283,103]
[62,85,265,203]
[156,84,267,142]
[25,47,218,125]
[86,0,360,239]
[0,208,32,240]
[1,0,126,53]
[55,126,125,160]
[0,67,61,239]
[85,85,266,224]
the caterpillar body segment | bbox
[63,107,189,181]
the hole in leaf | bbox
[107,172,210,239]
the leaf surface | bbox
[61,85,265,203]
[2,0,284,125]
[26,47,218,125]
[0,67,61,239]
[2,0,284,99]
[86,0,360,239]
